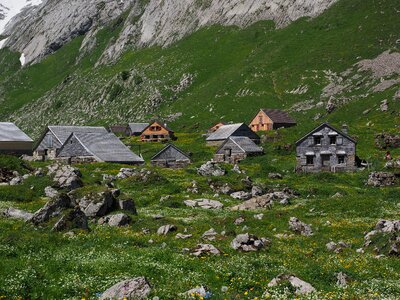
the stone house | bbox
[249,109,296,132]
[33,126,109,160]
[214,136,264,163]
[295,123,357,172]
[151,144,191,168]
[206,123,260,146]
[0,122,33,155]
[140,121,175,142]
[128,123,149,136]
[57,132,144,164]
[109,125,130,136]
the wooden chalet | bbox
[140,121,175,142]
[295,123,357,173]
[206,123,260,146]
[250,109,296,132]
[0,122,33,155]
[214,136,263,163]
[151,144,191,168]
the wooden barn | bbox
[33,126,109,160]
[0,122,33,155]
[151,144,191,168]
[57,132,144,164]
[140,121,175,142]
[214,136,264,163]
[128,123,149,136]
[250,109,296,132]
[296,123,357,173]
[206,123,260,146]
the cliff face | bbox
[2,0,338,65]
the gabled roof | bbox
[295,123,357,145]
[63,132,144,163]
[151,143,191,161]
[128,123,149,134]
[260,109,296,124]
[47,126,108,145]
[218,136,263,154]
[0,122,33,142]
[142,121,174,133]
[206,123,258,141]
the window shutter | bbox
[337,137,343,145]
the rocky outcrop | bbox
[76,191,116,218]
[289,217,313,236]
[364,220,400,256]
[197,161,226,177]
[98,213,131,227]
[52,208,89,232]
[267,274,316,295]
[367,172,397,187]
[31,194,72,225]
[231,233,271,252]
[1,207,33,221]
[48,164,83,190]
[99,277,152,300]
[184,199,224,209]
[190,244,220,257]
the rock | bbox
[385,158,400,169]
[99,277,152,300]
[210,182,233,195]
[117,199,137,214]
[234,216,245,225]
[9,176,24,185]
[50,164,83,190]
[326,98,336,113]
[176,233,192,239]
[202,228,218,241]
[45,186,59,198]
[231,194,273,211]
[336,272,351,287]
[182,286,210,298]
[157,224,177,235]
[375,132,400,149]
[153,214,164,220]
[331,192,343,198]
[230,191,252,200]
[232,164,243,174]
[187,180,199,194]
[380,99,388,112]
[77,191,116,218]
[190,244,220,257]
[99,213,131,227]
[0,168,14,183]
[367,172,397,187]
[231,233,271,252]
[1,207,33,221]
[254,213,264,220]
[251,185,264,197]
[364,219,400,256]
[52,208,89,231]
[267,274,316,295]
[326,241,350,253]
[289,217,313,236]
[268,172,283,179]
[34,168,44,177]
[197,161,226,176]
[31,194,72,225]
[184,199,223,209]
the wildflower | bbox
[244,291,248,295]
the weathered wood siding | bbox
[141,122,174,142]
[250,111,274,132]
[0,141,33,155]
[151,145,191,168]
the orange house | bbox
[140,121,175,142]
[249,109,296,132]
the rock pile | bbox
[184,199,224,209]
[116,168,156,182]
[190,244,220,257]
[98,213,131,227]
[99,277,151,300]
[48,164,83,190]
[289,217,313,236]
[326,241,350,253]
[267,274,316,295]
[364,219,400,256]
[197,161,226,177]
[231,233,271,252]
[367,172,397,187]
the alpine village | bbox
[0,0,399,299]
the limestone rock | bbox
[99,277,151,300]
[268,172,283,179]
[50,164,83,190]
[234,216,245,225]
[364,219,400,256]
[77,191,116,218]
[52,208,89,231]
[267,274,316,295]
[157,224,177,235]
[202,228,218,241]
[45,186,59,199]
[230,191,252,201]
[1,207,33,221]
[31,194,72,225]
[184,199,223,209]
[99,213,131,227]
[231,233,271,252]
[289,217,313,236]
[190,244,220,257]
[326,241,350,253]
[197,161,226,176]
[117,199,137,214]
[251,185,264,197]
[336,272,351,287]
[176,233,192,239]
[367,172,397,187]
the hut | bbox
[249,109,296,132]
[33,126,109,160]
[57,132,144,164]
[140,121,175,142]
[109,125,130,136]
[214,136,264,163]
[295,123,357,172]
[0,122,33,155]
[128,123,149,136]
[206,123,260,146]
[151,144,191,168]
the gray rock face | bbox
[45,186,59,198]
[202,228,218,241]
[231,188,297,210]
[367,172,397,187]
[77,191,115,218]
[230,191,252,201]
[197,161,226,176]
[231,233,271,252]
[157,224,177,235]
[336,272,351,287]
[1,207,33,221]
[267,274,316,295]
[184,199,224,209]
[326,241,350,253]
[288,217,313,236]
[190,244,220,257]
[31,194,72,225]
[49,164,83,190]
[268,173,283,179]
[117,199,137,214]
[99,277,152,300]
[364,219,400,256]
[52,208,89,232]
[99,213,131,227]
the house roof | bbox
[206,123,246,141]
[128,123,149,134]
[142,121,174,133]
[295,123,357,145]
[0,122,33,142]
[219,136,263,154]
[67,132,144,163]
[151,143,191,161]
[48,126,108,145]
[260,109,296,124]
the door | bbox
[321,154,331,170]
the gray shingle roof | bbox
[151,144,191,161]
[261,109,296,124]
[227,136,263,153]
[206,123,243,141]
[0,122,33,142]
[128,123,149,134]
[48,126,108,144]
[72,133,144,163]
[295,122,357,145]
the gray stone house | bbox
[214,136,264,163]
[295,123,357,172]
[206,123,260,146]
[34,126,109,160]
[57,132,144,164]
[151,144,191,168]
[0,122,33,155]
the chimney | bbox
[342,124,348,134]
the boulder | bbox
[230,191,252,200]
[268,172,283,179]
[52,208,89,231]
[45,186,59,198]
[380,99,388,112]
[31,194,72,225]
[202,228,218,241]
[9,176,24,186]
[385,158,400,169]
[187,180,199,194]
[197,161,226,176]
[231,195,273,211]
[77,191,116,218]
[190,244,220,257]
[234,216,245,225]
[184,199,223,209]
[231,233,271,252]
[364,219,400,256]
[289,217,313,236]
[0,168,14,183]
[99,213,131,227]
[157,224,177,235]
[117,199,137,214]
[182,286,210,298]
[99,277,151,300]
[1,207,33,221]
[336,272,351,287]
[209,182,233,194]
[267,274,316,295]
[367,172,397,187]
[251,185,264,197]
[50,164,83,190]
[176,233,192,239]
[326,241,350,253]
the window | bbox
[46,135,53,148]
[306,156,314,165]
[314,136,321,145]
[338,155,345,164]
[258,115,263,124]
[330,136,337,145]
